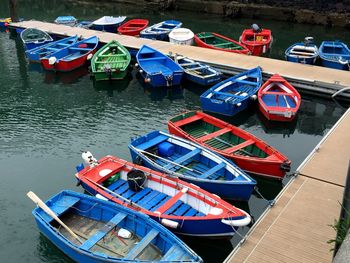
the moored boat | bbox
[136,45,184,87]
[54,16,77,26]
[258,74,301,122]
[285,37,318,65]
[129,130,256,201]
[91,16,127,32]
[75,20,93,29]
[28,190,203,262]
[168,111,291,179]
[41,36,98,72]
[25,35,78,63]
[0,17,11,28]
[239,24,272,56]
[169,28,194,45]
[172,54,222,86]
[20,28,53,50]
[75,153,252,237]
[140,20,182,41]
[200,67,262,116]
[194,32,250,55]
[117,19,149,36]
[91,40,131,81]
[319,41,350,70]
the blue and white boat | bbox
[136,45,184,87]
[140,20,182,41]
[285,37,318,65]
[319,41,350,70]
[75,20,93,29]
[20,28,53,50]
[54,16,77,26]
[172,55,222,86]
[25,35,78,63]
[91,16,127,32]
[29,190,203,262]
[200,67,263,116]
[129,130,256,201]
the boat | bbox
[140,20,182,41]
[129,130,256,201]
[91,40,131,81]
[25,35,78,63]
[136,45,184,87]
[41,36,98,72]
[169,28,194,45]
[54,16,77,26]
[0,17,11,28]
[172,54,222,86]
[28,190,203,262]
[20,28,53,50]
[285,37,319,65]
[168,111,291,179]
[258,74,301,122]
[75,20,93,29]
[117,19,149,36]
[200,67,262,116]
[319,41,350,70]
[91,16,127,32]
[75,153,252,237]
[194,32,250,55]
[239,24,272,56]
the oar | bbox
[135,148,195,172]
[27,191,83,244]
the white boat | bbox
[169,28,194,45]
[91,16,127,32]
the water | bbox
[0,1,348,262]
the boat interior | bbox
[261,84,297,109]
[95,43,129,71]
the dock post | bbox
[9,0,19,22]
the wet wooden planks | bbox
[10,20,350,88]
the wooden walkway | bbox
[225,108,350,263]
[10,20,350,91]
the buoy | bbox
[251,94,257,100]
[87,53,93,60]
[134,63,139,67]
[4,22,9,27]
[161,218,179,229]
[48,57,57,65]
[144,78,151,83]
[139,69,143,73]
[236,102,242,107]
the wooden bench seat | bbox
[197,127,231,143]
[124,229,159,260]
[223,139,255,153]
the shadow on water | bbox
[257,110,298,136]
[43,67,90,85]
[92,73,132,96]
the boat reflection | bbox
[44,66,89,84]
[92,73,132,96]
[257,109,297,137]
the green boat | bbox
[91,40,131,81]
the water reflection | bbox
[257,110,298,137]
[92,73,132,96]
[43,66,89,85]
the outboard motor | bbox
[82,151,98,167]
[304,37,314,46]
[251,24,262,33]
[127,170,146,192]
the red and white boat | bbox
[168,111,291,179]
[41,36,98,72]
[258,74,301,122]
[75,154,251,237]
[239,24,272,56]
[117,19,149,36]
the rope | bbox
[254,186,275,207]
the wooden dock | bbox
[10,20,350,99]
[225,108,350,263]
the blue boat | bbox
[172,55,222,86]
[136,45,184,87]
[29,190,203,262]
[285,37,318,65]
[91,16,127,32]
[25,35,78,63]
[319,41,350,70]
[200,67,263,116]
[54,16,77,26]
[140,20,182,41]
[20,28,53,50]
[75,20,93,29]
[129,130,256,201]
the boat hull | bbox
[240,29,272,56]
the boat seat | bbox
[172,114,203,127]
[41,195,80,223]
[45,47,59,51]
[180,62,198,67]
[214,42,234,47]
[155,188,189,214]
[163,148,201,170]
[80,212,127,251]
[135,134,168,150]
[139,57,167,61]
[161,245,186,261]
[164,200,183,215]
[198,162,226,179]
[69,47,91,51]
[223,139,254,153]
[235,79,258,86]
[124,229,159,260]
[289,50,315,56]
[197,127,231,142]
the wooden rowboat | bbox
[194,32,250,55]
[54,16,77,26]
[285,37,318,65]
[239,25,272,56]
[168,111,291,179]
[129,130,256,201]
[319,41,350,70]
[75,154,251,237]
[29,190,203,262]
[258,74,301,122]
[20,28,53,50]
[91,40,131,81]
[91,16,127,32]
[117,19,149,36]
[140,20,182,41]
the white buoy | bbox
[134,63,139,67]
[236,102,242,107]
[161,218,179,229]
[139,69,143,73]
[48,57,57,65]
[87,53,93,60]
[251,94,257,100]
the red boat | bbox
[258,74,301,122]
[168,111,291,179]
[194,32,250,55]
[239,25,272,56]
[41,36,98,72]
[117,19,149,36]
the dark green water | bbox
[0,1,348,262]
